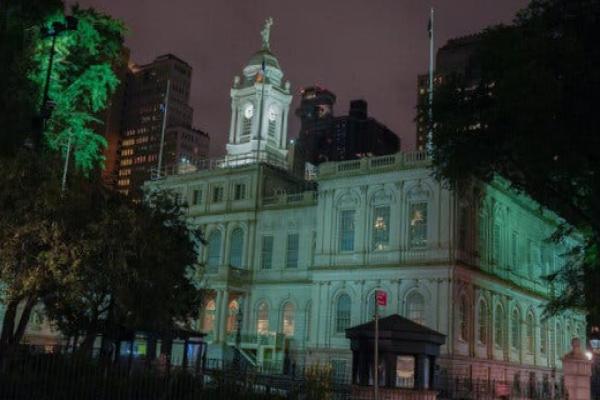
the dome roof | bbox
[247,48,281,70]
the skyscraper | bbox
[292,86,399,177]
[416,34,481,151]
[116,54,209,200]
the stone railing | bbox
[204,264,251,285]
[318,151,430,178]
[262,190,318,207]
[149,151,288,180]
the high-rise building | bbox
[416,34,481,151]
[116,54,209,200]
[292,86,399,177]
[100,47,131,188]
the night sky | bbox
[71,0,528,156]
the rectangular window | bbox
[372,206,390,251]
[409,203,428,248]
[286,233,299,268]
[192,189,202,206]
[261,236,274,269]
[268,119,276,137]
[234,183,246,200]
[212,186,224,203]
[339,210,355,252]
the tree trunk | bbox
[11,296,36,346]
[78,324,99,357]
[0,299,19,358]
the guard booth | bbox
[346,314,445,399]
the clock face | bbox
[244,103,254,119]
[268,105,278,122]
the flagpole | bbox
[374,301,379,400]
[427,7,435,153]
[157,79,171,178]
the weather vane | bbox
[261,17,273,50]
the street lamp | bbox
[29,16,78,150]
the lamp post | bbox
[30,16,78,150]
[234,297,244,369]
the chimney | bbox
[349,99,367,119]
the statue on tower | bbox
[261,17,273,50]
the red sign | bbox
[375,290,387,306]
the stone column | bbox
[562,338,592,400]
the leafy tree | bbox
[29,6,126,172]
[421,0,600,322]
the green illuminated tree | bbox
[29,6,125,172]
[421,0,600,323]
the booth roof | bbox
[345,314,445,345]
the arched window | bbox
[257,302,269,334]
[458,294,469,341]
[540,320,548,355]
[282,303,295,337]
[556,322,564,357]
[526,313,535,354]
[305,301,312,340]
[226,299,239,334]
[511,308,521,350]
[406,291,426,326]
[207,230,222,268]
[494,304,504,348]
[336,294,351,333]
[202,299,216,334]
[229,228,244,268]
[478,299,489,345]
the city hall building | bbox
[146,24,586,384]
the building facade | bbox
[292,86,399,178]
[146,24,586,384]
[116,54,209,200]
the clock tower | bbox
[226,17,292,167]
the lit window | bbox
[339,210,355,252]
[286,233,299,268]
[336,294,351,333]
[257,302,269,334]
[207,231,222,268]
[409,203,427,247]
[229,228,244,268]
[395,356,415,389]
[406,292,425,326]
[372,206,390,251]
[234,183,246,200]
[261,236,274,269]
[282,303,295,336]
[226,300,239,333]
[202,299,216,334]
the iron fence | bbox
[0,347,576,400]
